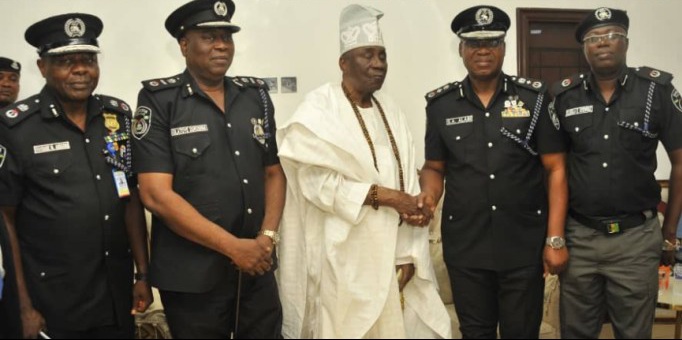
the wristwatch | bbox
[663,239,680,252]
[259,229,280,246]
[546,236,566,250]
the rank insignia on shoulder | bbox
[634,66,672,85]
[425,82,459,103]
[511,76,545,92]
[142,75,183,91]
[233,76,268,90]
[98,95,132,116]
[0,95,40,127]
[551,74,583,97]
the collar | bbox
[39,86,99,121]
[460,73,508,104]
[585,65,630,92]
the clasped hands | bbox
[395,192,437,227]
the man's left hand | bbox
[396,263,415,292]
[131,280,153,315]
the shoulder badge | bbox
[551,74,583,97]
[97,94,132,117]
[232,76,269,90]
[634,66,673,85]
[425,82,459,104]
[510,75,546,93]
[142,74,183,92]
[0,94,41,128]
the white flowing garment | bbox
[277,83,451,339]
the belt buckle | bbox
[603,220,621,234]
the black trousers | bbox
[160,270,282,339]
[0,219,20,339]
[45,323,134,339]
[447,264,544,339]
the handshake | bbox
[394,191,438,227]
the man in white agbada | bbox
[277,4,451,339]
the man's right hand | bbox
[21,306,45,339]
[231,238,272,276]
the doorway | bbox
[516,8,591,85]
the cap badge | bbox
[214,1,228,17]
[64,18,86,38]
[475,7,494,25]
[10,62,19,70]
[595,8,612,21]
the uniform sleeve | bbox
[0,125,24,207]
[536,93,569,154]
[658,84,682,152]
[262,90,280,166]
[131,89,174,174]
[424,106,448,161]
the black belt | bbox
[569,209,656,235]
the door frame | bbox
[516,8,590,76]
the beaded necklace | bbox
[341,83,405,194]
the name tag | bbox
[565,105,593,117]
[445,115,473,126]
[170,124,209,137]
[33,141,70,154]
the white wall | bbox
[2,0,680,178]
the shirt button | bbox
[96,174,101,180]
[243,179,249,184]
[192,147,198,154]
[247,208,253,214]
[485,112,490,118]
[491,205,497,211]
[602,162,608,168]
[53,169,60,174]
[537,210,542,215]
[516,129,521,134]
[227,123,232,128]
[235,150,240,156]
[634,122,639,127]
[85,138,90,143]
[105,251,109,257]
[448,215,453,220]
[488,142,493,148]
[604,134,609,140]
[104,215,110,221]
[489,174,495,180]
[574,127,580,132]
[455,136,461,140]
[40,272,45,277]
[605,107,610,112]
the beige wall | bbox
[3,0,680,177]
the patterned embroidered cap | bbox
[339,4,384,55]
[25,13,103,56]
[165,0,240,39]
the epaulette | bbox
[0,94,41,128]
[634,66,673,85]
[425,82,459,104]
[141,74,183,92]
[232,76,268,90]
[550,73,584,97]
[509,76,546,93]
[96,94,133,117]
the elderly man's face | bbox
[38,53,99,103]
[582,25,628,75]
[0,70,20,106]
[340,46,387,95]
[181,28,235,82]
[459,38,505,82]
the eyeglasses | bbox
[582,32,627,45]
[463,39,504,49]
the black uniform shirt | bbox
[550,67,682,216]
[132,70,278,293]
[0,87,134,330]
[425,74,562,270]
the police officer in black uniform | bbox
[0,13,152,339]
[0,57,21,108]
[550,7,682,338]
[131,0,285,338]
[419,5,568,338]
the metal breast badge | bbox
[501,95,530,118]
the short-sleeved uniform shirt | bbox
[0,87,135,330]
[550,66,682,216]
[132,70,278,293]
[425,74,563,270]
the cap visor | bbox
[459,31,506,40]
[44,45,101,55]
[196,21,241,33]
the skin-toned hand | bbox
[232,238,272,276]
[403,192,437,227]
[21,307,46,339]
[130,280,154,315]
[662,249,676,266]
[543,246,569,275]
[396,263,415,291]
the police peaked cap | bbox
[0,57,21,73]
[451,5,510,40]
[575,7,629,43]
[165,0,241,39]
[25,13,103,56]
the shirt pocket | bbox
[563,113,595,152]
[618,108,658,151]
[442,119,474,163]
[172,133,211,176]
[31,150,74,178]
